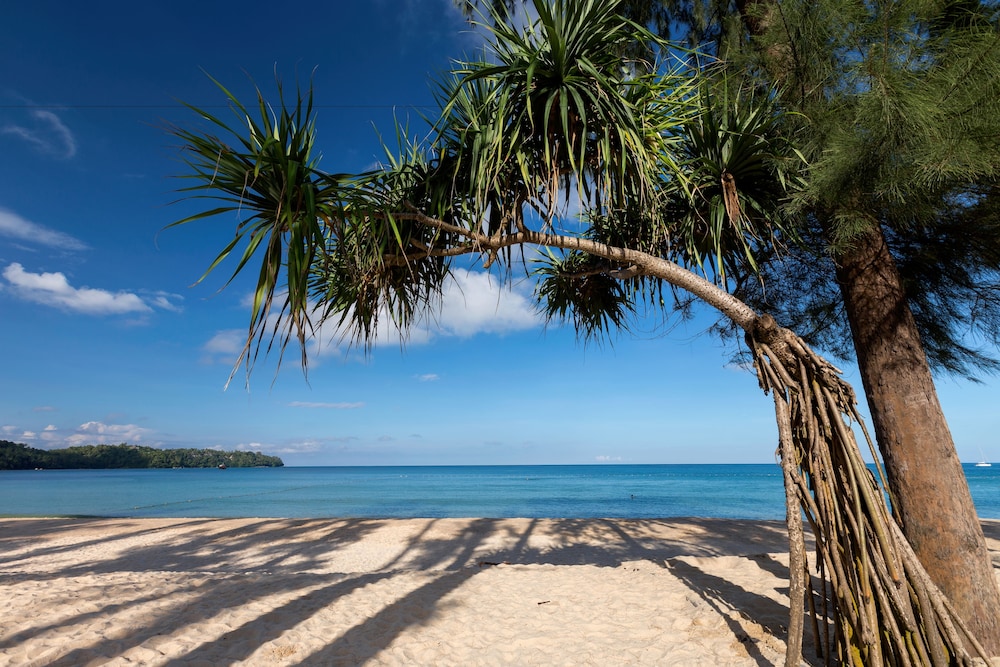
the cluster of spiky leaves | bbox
[665,81,803,277]
[170,78,342,377]
[535,76,806,341]
[171,0,741,369]
[434,0,696,230]
[309,151,454,353]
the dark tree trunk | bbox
[834,225,1000,654]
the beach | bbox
[1,518,998,666]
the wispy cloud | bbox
[288,401,365,409]
[2,109,77,159]
[2,262,161,315]
[376,0,483,52]
[268,438,339,455]
[0,208,88,251]
[416,373,440,382]
[201,329,245,362]
[148,292,184,313]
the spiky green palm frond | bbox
[666,84,805,281]
[170,81,457,373]
[446,0,697,228]
[534,248,635,340]
[169,77,343,377]
[534,83,804,339]
[307,160,452,352]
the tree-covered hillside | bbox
[0,440,283,469]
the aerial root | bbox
[751,318,989,666]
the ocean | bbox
[1,464,998,520]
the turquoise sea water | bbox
[1,464,998,520]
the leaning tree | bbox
[469,0,1000,650]
[171,1,995,663]
[630,0,1000,647]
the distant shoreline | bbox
[0,440,283,470]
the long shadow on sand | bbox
[0,517,849,665]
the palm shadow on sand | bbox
[1,517,925,666]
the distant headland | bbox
[0,440,283,470]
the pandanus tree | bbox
[171,0,995,663]
[473,0,1000,652]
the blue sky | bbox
[1,1,997,466]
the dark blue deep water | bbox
[1,464,998,520]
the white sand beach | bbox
[1,517,998,666]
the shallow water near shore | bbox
[2,463,998,519]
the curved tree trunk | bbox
[833,225,1000,654]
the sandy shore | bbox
[1,518,997,666]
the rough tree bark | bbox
[834,225,1000,654]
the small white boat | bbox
[975,447,991,467]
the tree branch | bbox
[400,203,760,330]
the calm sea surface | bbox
[1,464,998,520]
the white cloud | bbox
[288,401,365,409]
[65,421,155,446]
[203,329,245,356]
[417,373,440,382]
[32,405,56,412]
[1,109,77,158]
[15,424,112,447]
[0,209,88,251]
[429,268,541,337]
[2,262,160,315]
[595,455,623,462]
